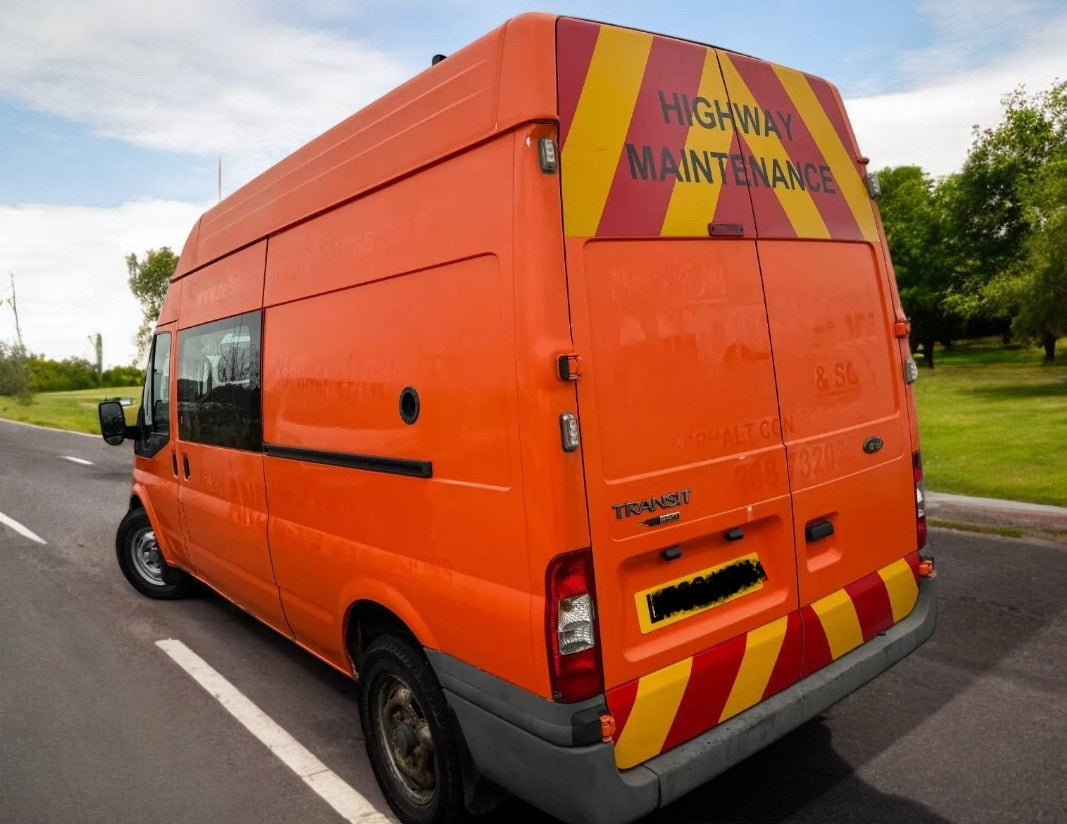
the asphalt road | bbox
[1,419,1064,824]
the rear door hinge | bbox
[557,353,582,381]
[893,319,911,338]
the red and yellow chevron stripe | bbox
[606,552,922,769]
[557,19,879,242]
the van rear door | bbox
[557,20,802,768]
[715,52,919,668]
[556,19,917,766]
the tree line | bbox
[0,344,143,397]
[878,81,1066,366]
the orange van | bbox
[99,14,937,824]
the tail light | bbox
[913,451,927,551]
[545,549,604,702]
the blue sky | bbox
[1,0,1064,366]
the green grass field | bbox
[914,340,1067,506]
[0,386,141,435]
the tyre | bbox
[358,634,464,824]
[115,508,192,599]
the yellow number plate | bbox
[634,553,767,634]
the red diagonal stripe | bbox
[808,76,864,172]
[727,53,863,240]
[660,633,747,752]
[846,572,895,642]
[735,132,797,239]
[905,551,921,583]
[556,19,601,148]
[606,678,640,743]
[800,603,833,677]
[762,610,802,700]
[596,35,706,237]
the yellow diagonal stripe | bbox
[812,588,864,660]
[561,26,653,237]
[772,66,879,241]
[719,53,829,239]
[719,616,788,722]
[660,50,735,235]
[614,657,692,769]
[879,558,920,623]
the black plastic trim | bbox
[446,576,937,824]
[263,443,433,478]
[425,650,606,747]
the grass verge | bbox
[928,518,1025,539]
[0,386,141,435]
[914,339,1066,507]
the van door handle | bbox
[182,455,190,480]
[805,519,834,542]
[171,452,179,477]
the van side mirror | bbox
[99,401,134,445]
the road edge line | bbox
[155,638,393,824]
[0,510,47,544]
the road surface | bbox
[1,419,1064,823]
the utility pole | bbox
[7,272,24,350]
[88,332,103,377]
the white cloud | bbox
[847,10,1065,177]
[0,200,205,367]
[0,0,413,183]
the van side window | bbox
[177,311,262,451]
[143,332,171,435]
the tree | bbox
[982,159,1067,360]
[947,81,1067,357]
[0,342,30,399]
[127,247,178,358]
[876,165,961,367]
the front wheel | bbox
[115,508,191,599]
[358,634,464,824]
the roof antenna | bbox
[431,54,447,66]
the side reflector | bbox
[559,412,580,453]
[538,137,558,173]
[599,713,616,743]
[918,558,936,578]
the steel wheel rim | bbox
[130,527,165,586]
[373,672,437,806]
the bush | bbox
[24,354,100,392]
[0,343,31,400]
[101,364,145,387]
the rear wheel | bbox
[358,634,463,824]
[116,508,191,599]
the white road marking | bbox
[0,510,47,544]
[60,455,94,466]
[155,639,394,824]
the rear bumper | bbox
[428,575,937,824]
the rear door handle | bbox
[182,455,190,480]
[805,519,834,542]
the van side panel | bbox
[174,244,287,633]
[261,136,542,691]
[507,122,595,697]
[178,242,266,328]
[177,14,558,277]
